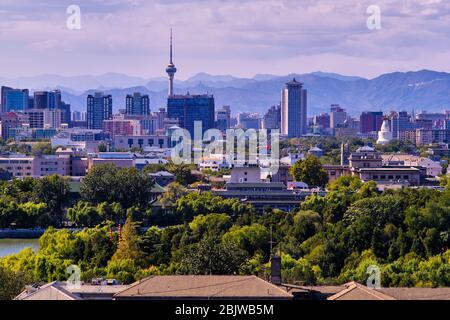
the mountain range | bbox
[1,70,450,116]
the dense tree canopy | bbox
[289,155,329,188]
[1,170,450,298]
[80,164,155,209]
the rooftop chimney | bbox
[270,255,281,285]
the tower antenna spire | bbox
[166,28,177,97]
[170,27,173,64]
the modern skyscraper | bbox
[360,111,383,133]
[60,101,71,126]
[330,105,347,129]
[156,108,167,130]
[1,87,29,112]
[1,86,11,112]
[126,92,150,115]
[313,113,330,129]
[33,91,50,109]
[32,90,62,109]
[25,108,63,129]
[388,111,413,139]
[165,29,177,97]
[216,106,231,132]
[262,105,281,131]
[72,111,86,121]
[87,92,113,130]
[49,90,62,109]
[167,94,215,136]
[281,78,307,138]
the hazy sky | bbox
[1,0,450,79]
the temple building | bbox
[377,119,393,145]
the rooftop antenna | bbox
[170,27,173,65]
[269,226,275,255]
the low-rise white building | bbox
[381,154,442,177]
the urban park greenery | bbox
[0,168,450,299]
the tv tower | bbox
[165,28,177,97]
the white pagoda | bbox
[377,119,393,145]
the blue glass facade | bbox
[5,89,29,112]
[167,94,215,136]
[87,93,113,129]
[126,93,150,115]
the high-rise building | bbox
[164,29,214,136]
[103,119,142,138]
[416,111,446,128]
[33,90,62,109]
[33,91,49,109]
[1,86,11,112]
[360,111,383,133]
[167,94,215,136]
[0,112,22,139]
[216,106,231,132]
[49,90,62,109]
[165,29,177,97]
[313,113,330,129]
[1,87,29,112]
[281,78,307,138]
[28,97,34,110]
[388,111,413,139]
[238,112,260,130]
[262,105,281,131]
[156,108,167,130]
[60,102,71,126]
[86,92,113,130]
[126,92,150,115]
[25,109,62,129]
[72,111,86,121]
[330,105,347,129]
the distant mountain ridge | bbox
[1,70,450,116]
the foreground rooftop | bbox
[114,275,293,300]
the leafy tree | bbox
[144,162,198,186]
[106,258,139,284]
[97,143,107,152]
[32,142,55,156]
[279,253,321,285]
[222,224,269,256]
[0,266,29,300]
[327,176,363,193]
[142,163,167,174]
[2,177,36,203]
[189,213,232,239]
[289,155,328,188]
[176,236,247,275]
[110,216,146,267]
[80,164,154,209]
[159,182,188,209]
[176,192,254,221]
[67,202,102,227]
[33,175,70,225]
[291,210,323,243]
[167,163,198,186]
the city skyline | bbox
[1,0,450,79]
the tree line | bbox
[1,173,450,299]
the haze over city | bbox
[1,0,450,79]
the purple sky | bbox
[1,0,450,79]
